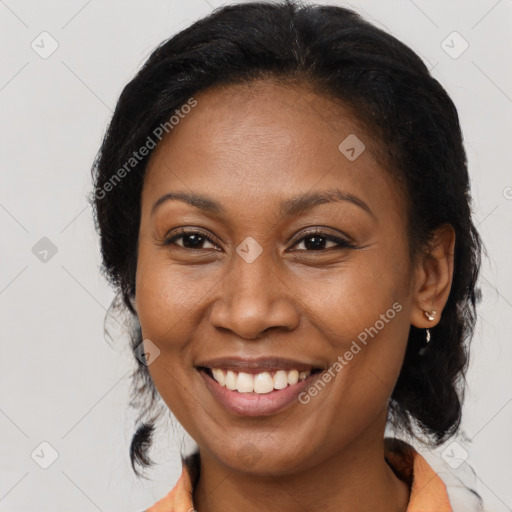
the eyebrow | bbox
[150,188,375,219]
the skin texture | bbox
[134,80,455,512]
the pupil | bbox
[184,234,203,248]
[305,236,325,250]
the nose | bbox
[208,250,300,340]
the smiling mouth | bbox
[198,367,322,394]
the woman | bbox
[91,1,484,510]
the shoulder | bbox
[416,443,485,512]
[384,437,485,512]
[143,452,199,512]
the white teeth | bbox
[212,368,225,386]
[236,372,254,393]
[209,368,312,393]
[287,370,299,385]
[273,370,288,390]
[225,370,237,390]
[253,372,274,394]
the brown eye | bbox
[291,229,355,251]
[162,229,219,250]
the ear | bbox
[410,223,456,329]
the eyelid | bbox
[290,227,352,243]
[288,227,356,251]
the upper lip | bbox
[196,356,323,373]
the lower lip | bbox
[199,369,318,417]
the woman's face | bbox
[135,80,420,474]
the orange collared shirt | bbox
[145,438,453,512]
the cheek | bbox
[301,255,408,343]
[298,251,411,403]
[134,257,205,430]
[135,250,217,343]
[134,252,221,418]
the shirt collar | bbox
[145,438,452,511]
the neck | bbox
[193,426,410,512]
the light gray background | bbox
[1,0,511,511]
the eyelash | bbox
[159,227,356,252]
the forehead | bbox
[142,80,404,223]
